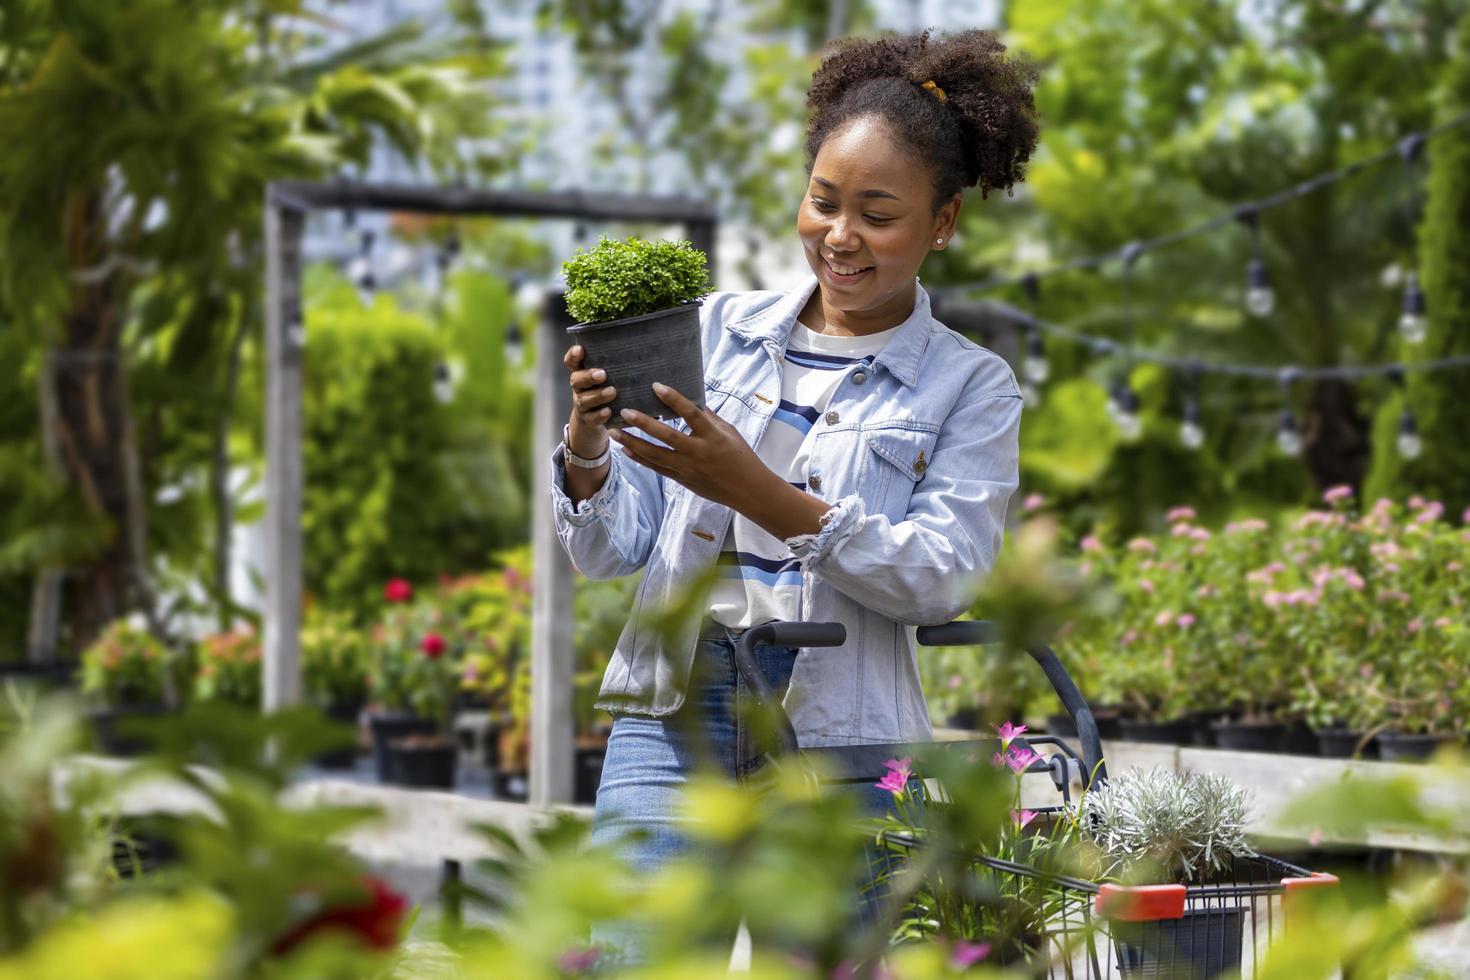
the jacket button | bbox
[851,371,867,385]
[824,410,840,425]
[808,474,822,492]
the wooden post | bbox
[263,198,305,711]
[530,290,577,805]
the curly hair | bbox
[804,29,1040,209]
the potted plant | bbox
[366,581,441,781]
[193,627,263,709]
[80,620,172,755]
[562,235,712,423]
[383,628,463,789]
[301,609,371,769]
[1082,767,1257,977]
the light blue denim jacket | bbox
[549,274,1022,747]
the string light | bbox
[1179,364,1204,451]
[1021,273,1049,386]
[1108,376,1142,442]
[1275,370,1302,457]
[1386,369,1422,461]
[350,228,376,300]
[1236,207,1275,318]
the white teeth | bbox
[828,259,869,276]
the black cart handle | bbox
[734,619,1107,788]
[916,622,1107,788]
[733,622,846,757]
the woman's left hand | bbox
[608,382,770,510]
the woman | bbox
[551,28,1038,955]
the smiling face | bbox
[797,115,961,333]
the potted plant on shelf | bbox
[193,627,263,709]
[1082,767,1257,978]
[80,620,172,755]
[562,235,712,424]
[301,609,371,769]
[383,628,463,789]
[367,592,448,782]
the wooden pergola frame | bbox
[262,180,717,804]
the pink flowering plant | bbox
[1064,491,1470,738]
[193,627,263,707]
[875,727,1092,969]
[81,619,171,707]
[368,586,467,722]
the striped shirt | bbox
[706,319,901,628]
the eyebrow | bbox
[811,177,901,202]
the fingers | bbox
[608,429,678,472]
[566,345,616,426]
[618,408,689,450]
[651,382,709,434]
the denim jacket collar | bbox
[723,273,934,388]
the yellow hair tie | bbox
[921,80,948,103]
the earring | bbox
[935,238,944,245]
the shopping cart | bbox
[732,619,1338,979]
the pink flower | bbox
[1177,614,1196,629]
[1022,493,1046,512]
[1448,562,1463,574]
[1262,591,1284,609]
[1120,630,1138,647]
[557,946,601,974]
[1323,485,1354,505]
[1308,827,1324,848]
[949,941,992,969]
[1462,507,1470,525]
[876,756,913,795]
[1196,584,1217,598]
[1434,617,1453,629]
[1171,523,1193,537]
[384,578,413,604]
[1001,745,1040,774]
[1166,506,1197,523]
[1409,495,1427,509]
[1127,537,1157,554]
[1190,527,1211,542]
[421,632,446,659]
[1407,618,1423,635]
[1080,534,1104,554]
[947,674,963,689]
[1012,809,1038,829]
[1138,579,1155,594]
[994,721,1028,747]
[1154,610,1174,628]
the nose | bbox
[824,214,860,254]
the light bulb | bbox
[1116,409,1142,442]
[1399,274,1428,344]
[1024,331,1049,384]
[1179,419,1205,450]
[433,362,454,404]
[1021,382,1042,408]
[1276,411,1302,456]
[1397,410,1422,460]
[1245,258,1275,317]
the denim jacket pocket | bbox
[862,424,940,517]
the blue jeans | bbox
[588,619,905,962]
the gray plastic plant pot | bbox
[567,301,706,427]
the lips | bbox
[822,256,873,284]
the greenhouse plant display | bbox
[300,610,372,768]
[561,235,712,424]
[193,628,263,709]
[80,620,173,756]
[383,626,464,789]
[366,586,442,781]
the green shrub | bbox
[561,235,711,324]
[80,621,169,707]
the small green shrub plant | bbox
[80,621,169,707]
[300,608,370,709]
[193,628,262,708]
[561,235,711,324]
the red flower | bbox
[421,632,446,659]
[272,875,406,955]
[384,578,413,604]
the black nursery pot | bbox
[575,744,607,805]
[314,699,365,770]
[1113,906,1245,979]
[88,703,170,757]
[1118,717,1193,745]
[368,712,438,782]
[385,738,458,789]
[1377,731,1464,762]
[1315,727,1378,759]
[1210,719,1289,754]
[567,302,706,426]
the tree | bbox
[1364,11,1470,507]
[0,0,502,656]
[952,0,1467,530]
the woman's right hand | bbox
[563,344,617,459]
